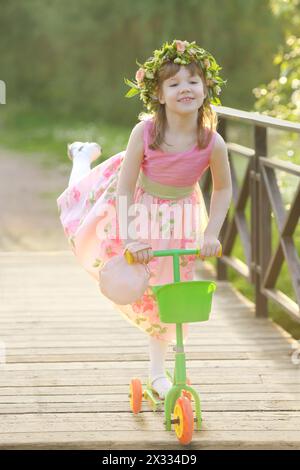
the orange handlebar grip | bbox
[124,249,134,264]
[197,243,222,258]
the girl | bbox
[57,39,232,400]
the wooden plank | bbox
[1,344,292,351]
[1,383,300,394]
[0,303,257,313]
[0,374,264,387]
[1,335,290,351]
[0,331,291,342]
[1,251,300,450]
[0,317,273,326]
[0,430,300,450]
[0,360,297,370]
[5,353,253,363]
[0,411,300,432]
[0,392,300,404]
[0,400,300,414]
[2,351,292,363]
[0,412,300,432]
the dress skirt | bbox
[57,151,209,345]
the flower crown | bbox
[124,39,227,113]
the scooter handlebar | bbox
[124,244,222,265]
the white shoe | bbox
[148,373,172,400]
[67,141,102,163]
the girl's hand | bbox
[199,233,221,260]
[124,240,154,264]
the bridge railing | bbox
[203,105,300,324]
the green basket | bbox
[151,280,216,324]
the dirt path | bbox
[0,148,70,251]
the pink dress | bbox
[57,117,217,345]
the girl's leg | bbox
[68,152,92,187]
[68,142,101,187]
[148,336,172,399]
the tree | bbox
[253,0,300,121]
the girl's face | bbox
[159,66,206,115]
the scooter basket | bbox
[151,280,216,324]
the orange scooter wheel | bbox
[129,378,143,414]
[173,396,194,445]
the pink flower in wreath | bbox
[204,58,211,68]
[135,68,145,83]
[175,40,189,53]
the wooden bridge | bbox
[0,250,299,450]
[0,107,300,449]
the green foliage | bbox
[253,0,300,121]
[124,39,227,111]
[0,106,129,168]
[0,0,284,122]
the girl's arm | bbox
[201,133,232,258]
[116,121,145,246]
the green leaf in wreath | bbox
[125,87,140,98]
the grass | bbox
[1,108,300,340]
[0,106,130,169]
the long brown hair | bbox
[138,61,218,151]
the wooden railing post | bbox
[252,126,269,317]
[216,117,229,281]
[210,105,300,326]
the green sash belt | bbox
[137,171,195,199]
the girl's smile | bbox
[159,66,206,114]
[178,97,194,103]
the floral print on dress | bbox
[57,150,208,344]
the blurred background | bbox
[0,0,299,338]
